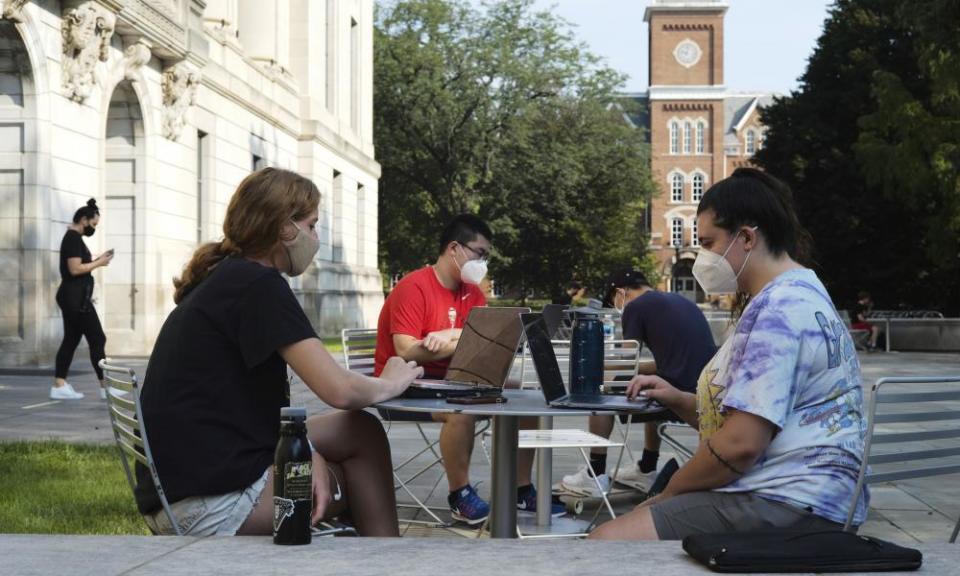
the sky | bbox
[529,0,835,95]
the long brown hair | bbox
[173,168,320,304]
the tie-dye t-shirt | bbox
[696,268,869,525]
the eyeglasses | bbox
[460,243,489,260]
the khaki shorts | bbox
[144,467,270,536]
[649,491,844,541]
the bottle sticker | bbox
[283,461,313,500]
[273,496,295,532]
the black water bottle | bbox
[273,407,312,545]
[569,308,603,395]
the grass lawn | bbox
[0,441,149,535]
[322,336,343,354]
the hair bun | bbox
[86,198,98,208]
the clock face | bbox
[673,39,702,68]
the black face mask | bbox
[83,225,96,237]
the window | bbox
[671,172,684,202]
[683,121,692,154]
[691,218,699,247]
[696,121,705,154]
[692,172,705,202]
[197,131,208,244]
[745,129,756,155]
[671,218,683,247]
[350,17,359,131]
[669,121,679,154]
[325,0,336,113]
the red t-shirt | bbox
[374,266,486,378]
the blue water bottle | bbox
[568,308,603,395]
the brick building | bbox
[625,0,775,301]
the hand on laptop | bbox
[625,375,680,406]
[380,356,424,394]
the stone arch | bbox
[100,79,147,351]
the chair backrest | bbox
[520,339,641,391]
[99,359,182,535]
[342,328,378,377]
[844,375,960,543]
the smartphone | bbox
[105,248,115,257]
[446,394,507,405]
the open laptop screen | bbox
[445,307,529,388]
[520,313,567,402]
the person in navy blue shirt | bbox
[557,270,716,497]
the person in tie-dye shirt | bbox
[591,168,869,541]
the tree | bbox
[375,0,654,300]
[755,0,960,314]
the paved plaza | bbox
[1,351,958,544]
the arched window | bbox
[692,172,705,202]
[671,172,684,202]
[696,121,706,154]
[683,121,692,154]
[745,129,756,155]
[691,218,700,247]
[671,218,684,247]
[669,121,679,154]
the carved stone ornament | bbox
[61,2,116,103]
[121,40,151,80]
[2,0,29,22]
[161,61,200,140]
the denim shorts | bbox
[144,467,271,536]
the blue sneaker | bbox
[448,484,490,525]
[517,485,566,517]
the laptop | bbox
[541,304,570,339]
[521,312,657,411]
[402,306,530,399]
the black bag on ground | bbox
[682,530,922,573]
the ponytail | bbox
[173,240,238,304]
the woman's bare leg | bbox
[238,462,348,535]
[239,410,399,536]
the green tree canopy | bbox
[756,0,960,314]
[375,0,655,301]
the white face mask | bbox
[455,245,488,285]
[692,227,757,295]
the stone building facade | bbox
[626,0,774,301]
[0,0,381,365]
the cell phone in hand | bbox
[105,249,115,257]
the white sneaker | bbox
[50,383,84,400]
[611,464,658,492]
[559,466,611,498]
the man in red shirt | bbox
[375,215,560,524]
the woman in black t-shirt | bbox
[137,168,422,537]
[52,198,113,401]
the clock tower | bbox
[643,0,729,302]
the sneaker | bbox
[50,383,84,400]
[559,466,611,498]
[517,485,566,517]
[100,387,129,401]
[448,485,489,525]
[611,464,658,492]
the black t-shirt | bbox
[621,291,717,393]
[57,229,94,312]
[134,256,317,514]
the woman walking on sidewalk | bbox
[52,198,113,400]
